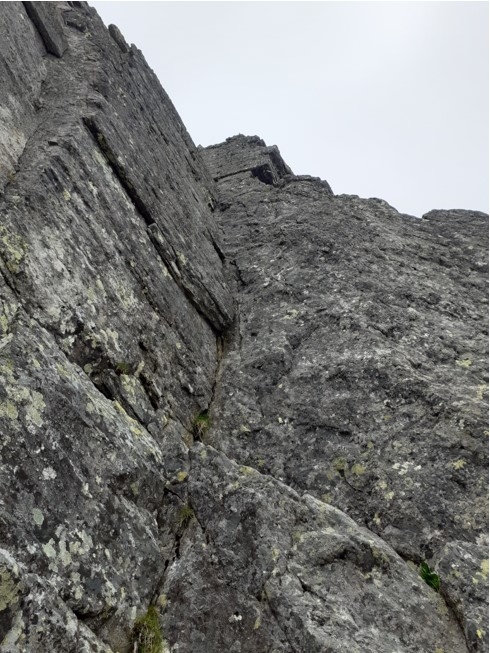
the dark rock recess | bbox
[0,3,487,652]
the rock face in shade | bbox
[0,3,487,653]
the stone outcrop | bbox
[0,3,487,653]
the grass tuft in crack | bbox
[192,410,210,439]
[177,504,195,529]
[131,605,162,653]
[419,561,441,592]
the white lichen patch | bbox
[25,390,46,428]
[114,281,139,311]
[392,461,421,475]
[42,540,57,559]
[32,508,44,526]
[282,308,299,320]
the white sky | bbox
[92,1,489,217]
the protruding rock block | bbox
[22,2,68,58]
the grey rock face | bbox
[0,3,487,653]
[201,137,489,650]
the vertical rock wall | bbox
[0,3,233,650]
[0,4,487,653]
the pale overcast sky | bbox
[92,1,489,218]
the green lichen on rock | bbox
[0,566,19,611]
[131,605,163,653]
[0,224,28,274]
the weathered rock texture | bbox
[0,3,488,653]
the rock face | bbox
[0,3,487,653]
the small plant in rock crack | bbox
[115,360,131,375]
[192,410,210,439]
[177,504,195,529]
[131,605,163,653]
[419,561,441,592]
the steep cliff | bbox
[0,3,487,653]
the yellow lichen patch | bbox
[86,286,97,303]
[480,559,488,579]
[62,189,71,201]
[56,362,70,378]
[0,567,19,611]
[0,363,45,430]
[471,559,489,586]
[475,384,488,402]
[451,459,467,470]
[476,629,485,639]
[239,465,257,476]
[175,471,188,483]
[130,482,139,497]
[0,301,19,335]
[291,530,303,545]
[333,457,347,472]
[350,463,365,476]
[369,545,391,569]
[253,615,262,630]
[0,224,28,274]
[0,400,18,421]
[113,400,143,437]
[326,468,337,481]
[455,358,472,368]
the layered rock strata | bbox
[0,3,488,653]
